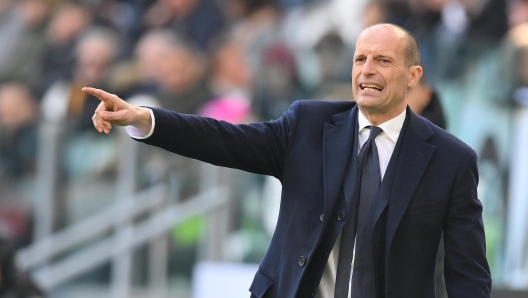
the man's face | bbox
[352,26,419,121]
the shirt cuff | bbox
[125,108,155,139]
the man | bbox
[84,24,491,297]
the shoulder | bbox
[281,100,356,128]
[421,116,476,159]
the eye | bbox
[380,59,390,63]
[354,57,366,63]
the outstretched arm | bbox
[83,86,302,178]
[82,87,152,135]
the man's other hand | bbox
[82,87,152,135]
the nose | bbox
[361,57,376,76]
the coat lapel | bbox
[322,106,358,219]
[385,109,436,248]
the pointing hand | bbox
[82,87,152,134]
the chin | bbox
[355,97,383,108]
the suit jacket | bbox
[137,100,491,298]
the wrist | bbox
[133,107,153,134]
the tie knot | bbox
[367,126,382,140]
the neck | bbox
[359,104,406,126]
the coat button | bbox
[298,256,306,267]
[319,213,324,221]
[338,212,346,221]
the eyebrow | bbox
[376,55,394,60]
[353,53,394,60]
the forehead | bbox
[354,27,406,58]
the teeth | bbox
[361,84,383,91]
[364,87,380,92]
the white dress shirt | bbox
[316,108,406,298]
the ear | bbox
[407,65,423,88]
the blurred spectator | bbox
[135,30,173,82]
[90,0,136,56]
[38,1,93,95]
[465,0,508,43]
[210,40,253,102]
[0,236,44,298]
[70,27,119,129]
[0,1,22,80]
[0,82,38,250]
[435,0,506,81]
[38,26,120,186]
[407,76,447,129]
[0,82,38,251]
[38,27,121,228]
[155,40,212,114]
[393,0,442,35]
[0,82,38,179]
[41,27,119,131]
[226,0,282,72]
[312,32,354,101]
[225,0,279,21]
[143,0,225,52]
[363,0,388,28]
[253,42,306,120]
[314,33,351,84]
[0,0,50,91]
[108,29,179,100]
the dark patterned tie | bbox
[334,125,383,298]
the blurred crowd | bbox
[0,0,527,295]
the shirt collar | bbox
[357,108,406,143]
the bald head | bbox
[352,22,424,125]
[361,23,420,67]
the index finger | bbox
[82,87,117,104]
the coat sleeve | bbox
[443,149,492,297]
[134,101,304,180]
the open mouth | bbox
[360,83,384,92]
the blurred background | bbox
[0,0,526,297]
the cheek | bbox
[392,73,409,92]
[352,69,362,85]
